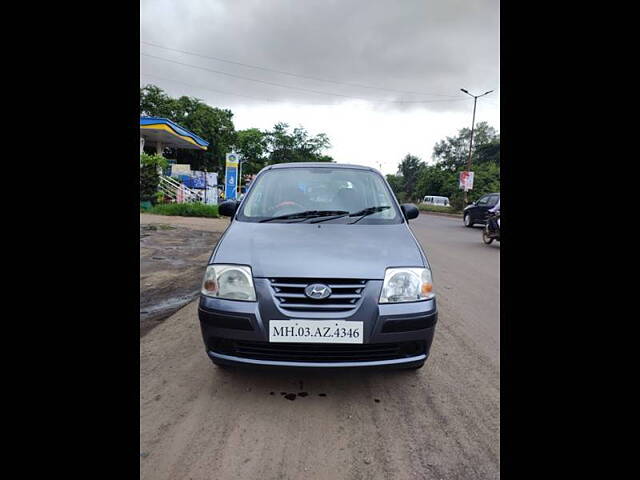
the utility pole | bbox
[460,88,493,204]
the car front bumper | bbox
[198,278,437,368]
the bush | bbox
[418,204,462,215]
[143,203,220,218]
[140,153,169,203]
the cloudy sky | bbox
[140,0,499,175]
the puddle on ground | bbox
[140,291,200,325]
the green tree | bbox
[386,174,406,202]
[140,85,236,174]
[405,122,500,210]
[139,85,175,118]
[139,85,335,177]
[474,140,500,166]
[432,122,498,172]
[236,128,267,175]
[416,165,455,199]
[397,154,425,201]
[264,123,333,164]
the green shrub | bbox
[140,153,169,203]
[144,203,220,218]
[418,204,462,215]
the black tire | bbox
[464,213,474,228]
[482,229,494,244]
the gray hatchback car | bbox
[198,162,437,369]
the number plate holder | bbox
[269,320,364,344]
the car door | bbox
[473,195,490,222]
[481,195,499,222]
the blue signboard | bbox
[191,171,206,189]
[225,165,238,200]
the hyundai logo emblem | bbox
[304,283,332,300]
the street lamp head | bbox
[483,90,494,96]
[460,88,469,94]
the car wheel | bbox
[482,230,494,244]
[464,214,474,227]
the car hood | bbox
[212,221,425,279]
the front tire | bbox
[464,213,474,227]
[482,229,494,244]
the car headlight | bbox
[379,267,434,303]
[201,264,256,301]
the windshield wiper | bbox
[259,210,349,223]
[348,206,391,224]
[310,205,391,224]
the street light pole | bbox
[460,88,493,204]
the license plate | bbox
[269,320,363,344]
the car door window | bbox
[487,195,498,207]
[477,196,489,206]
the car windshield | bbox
[237,167,401,224]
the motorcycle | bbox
[482,211,500,244]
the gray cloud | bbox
[140,0,499,112]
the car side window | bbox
[487,195,498,206]
[477,196,489,206]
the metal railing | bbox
[158,175,204,203]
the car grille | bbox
[212,339,425,363]
[269,278,367,312]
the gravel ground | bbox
[139,214,228,336]
[139,213,500,479]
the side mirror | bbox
[219,200,239,217]
[400,203,419,220]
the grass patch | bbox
[418,204,462,215]
[143,203,220,218]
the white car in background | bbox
[422,196,451,208]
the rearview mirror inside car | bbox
[400,203,419,221]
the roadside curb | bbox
[419,211,462,219]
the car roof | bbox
[266,162,375,171]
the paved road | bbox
[140,213,500,480]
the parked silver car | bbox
[198,163,438,369]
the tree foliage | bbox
[432,122,499,172]
[139,153,168,203]
[140,85,236,173]
[235,128,267,175]
[264,123,333,165]
[386,122,500,210]
[140,86,333,178]
[397,154,423,200]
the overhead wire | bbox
[141,40,461,99]
[140,52,471,105]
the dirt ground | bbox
[139,214,229,336]
[139,213,500,480]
